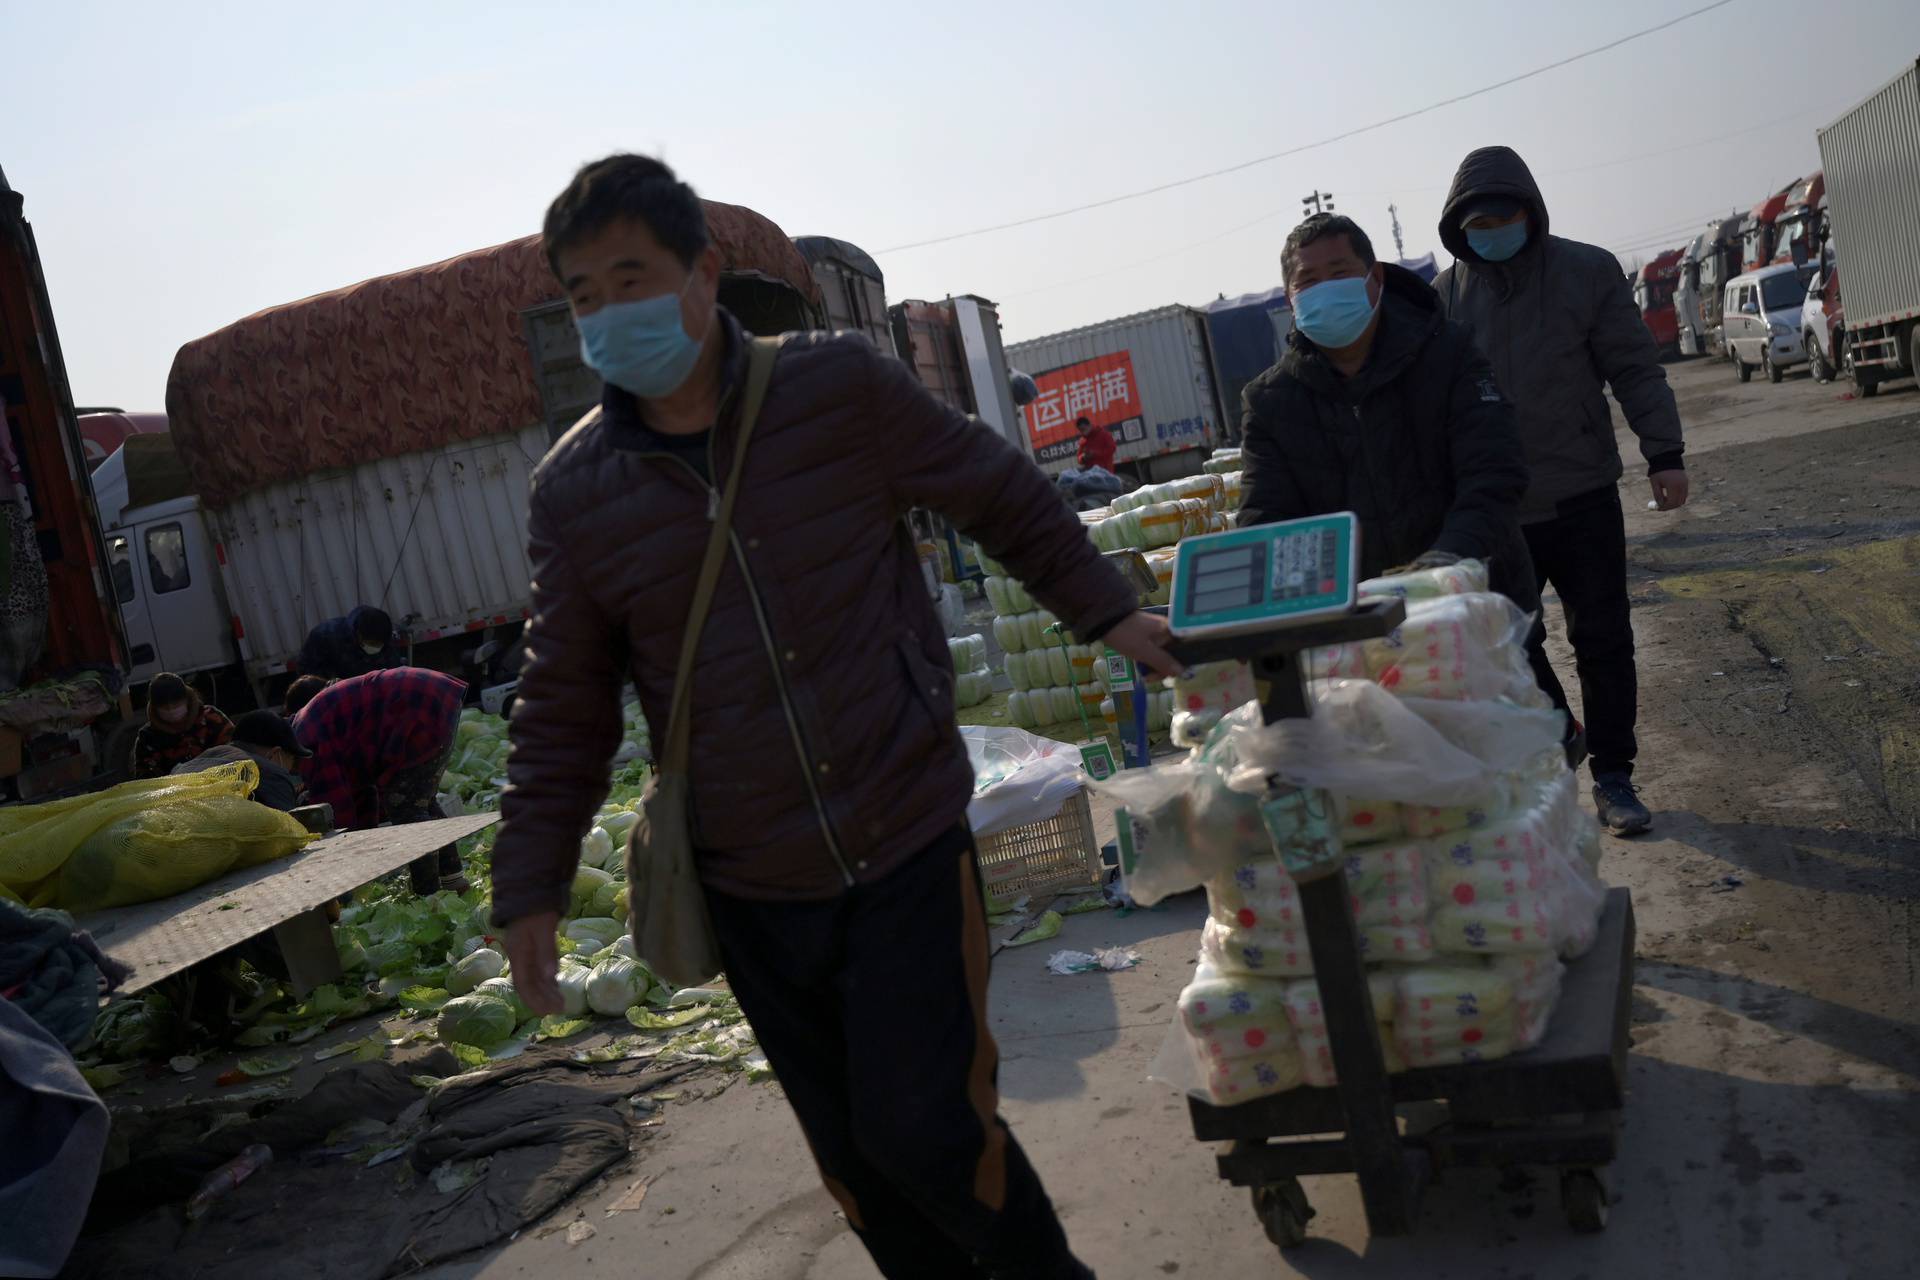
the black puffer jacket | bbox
[1237,265,1538,613]
[1433,147,1684,522]
[491,311,1138,922]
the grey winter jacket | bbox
[1433,147,1684,524]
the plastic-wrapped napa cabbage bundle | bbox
[947,633,988,671]
[1282,970,1405,1087]
[1203,448,1243,476]
[1358,557,1489,602]
[1426,770,1607,959]
[1177,963,1306,1103]
[1364,592,1545,706]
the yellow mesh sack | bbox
[0,762,309,908]
[54,792,313,911]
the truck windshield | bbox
[1760,273,1808,312]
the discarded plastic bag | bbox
[1099,756,1266,906]
[1217,684,1504,812]
[962,726,1085,837]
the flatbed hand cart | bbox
[1163,576,1635,1251]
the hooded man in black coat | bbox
[1433,146,1688,836]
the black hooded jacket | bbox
[1236,264,1538,613]
[1433,147,1684,523]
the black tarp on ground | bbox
[65,1048,698,1279]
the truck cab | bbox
[1770,171,1824,267]
[1632,249,1684,359]
[90,434,235,691]
[1741,185,1793,272]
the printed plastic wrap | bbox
[1283,971,1405,1087]
[1366,592,1537,703]
[1425,773,1605,958]
[1178,964,1306,1103]
[1358,558,1489,602]
[1168,661,1259,748]
[1334,794,1403,845]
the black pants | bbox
[705,827,1086,1280]
[1523,485,1637,778]
[382,717,464,895]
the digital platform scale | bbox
[1168,512,1361,638]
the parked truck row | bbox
[1651,57,1920,400]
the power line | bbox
[877,0,1739,254]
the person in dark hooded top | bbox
[297,605,404,681]
[1432,147,1687,837]
[1237,213,1538,616]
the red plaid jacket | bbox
[292,668,466,829]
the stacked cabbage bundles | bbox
[948,634,994,708]
[1203,447,1242,476]
[440,703,651,812]
[1085,473,1237,553]
[975,555,1099,730]
[1112,561,1607,1105]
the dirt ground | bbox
[397,357,1920,1279]
[77,357,1920,1278]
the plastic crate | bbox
[975,790,1102,909]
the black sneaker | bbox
[1564,719,1589,771]
[1592,774,1651,836]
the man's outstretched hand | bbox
[502,911,564,1015]
[1102,610,1184,682]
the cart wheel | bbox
[1251,1179,1314,1249]
[1561,1168,1610,1233]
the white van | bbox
[1722,263,1813,384]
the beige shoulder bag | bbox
[626,337,778,988]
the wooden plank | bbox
[1190,889,1637,1142]
[77,813,499,992]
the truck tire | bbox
[1909,324,1920,382]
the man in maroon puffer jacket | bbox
[492,154,1177,1280]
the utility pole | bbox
[1301,190,1335,217]
[1388,204,1406,259]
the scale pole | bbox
[1257,649,1420,1236]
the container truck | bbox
[1632,248,1685,359]
[156,201,828,706]
[1770,170,1824,267]
[1675,213,1745,357]
[1740,182,1793,272]
[1202,286,1292,444]
[1816,57,1920,397]
[1005,305,1223,482]
[0,167,137,798]
[887,295,1026,454]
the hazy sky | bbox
[6,0,1917,409]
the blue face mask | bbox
[576,276,705,398]
[1292,275,1379,349]
[1466,220,1529,263]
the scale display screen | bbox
[1168,512,1360,638]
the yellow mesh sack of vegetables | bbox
[0,762,312,908]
